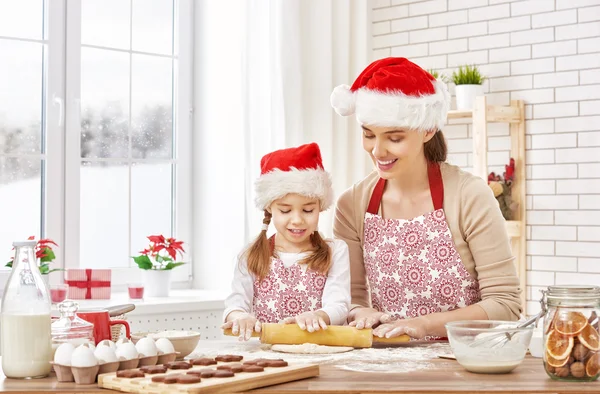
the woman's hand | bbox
[221,312,261,341]
[281,311,328,332]
[348,307,391,329]
[372,316,429,339]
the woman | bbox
[330,57,521,340]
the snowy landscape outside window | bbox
[0,0,193,286]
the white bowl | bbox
[131,331,200,359]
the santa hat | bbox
[330,57,450,131]
[255,143,334,211]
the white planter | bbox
[455,84,484,110]
[142,269,172,297]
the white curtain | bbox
[192,0,372,290]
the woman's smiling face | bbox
[361,125,435,179]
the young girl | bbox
[222,143,350,341]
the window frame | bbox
[60,0,194,287]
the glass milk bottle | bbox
[1,240,52,378]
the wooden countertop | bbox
[0,340,598,393]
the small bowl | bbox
[445,320,534,374]
[131,331,200,359]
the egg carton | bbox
[52,337,177,384]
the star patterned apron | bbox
[363,162,481,338]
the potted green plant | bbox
[5,236,63,284]
[428,69,449,84]
[451,65,486,110]
[132,235,186,297]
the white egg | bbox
[97,339,116,350]
[135,337,158,357]
[115,342,139,361]
[116,337,129,347]
[94,344,118,364]
[71,344,98,368]
[54,343,75,366]
[155,338,175,355]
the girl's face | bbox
[362,125,435,179]
[269,193,320,252]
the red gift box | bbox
[65,269,111,299]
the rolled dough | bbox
[271,343,354,354]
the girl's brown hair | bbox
[245,210,332,281]
[424,129,447,162]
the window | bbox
[0,0,193,286]
[0,0,46,259]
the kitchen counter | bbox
[0,340,598,393]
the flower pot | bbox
[455,84,484,110]
[142,270,171,297]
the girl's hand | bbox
[348,307,391,329]
[281,311,328,332]
[221,313,261,341]
[372,317,429,339]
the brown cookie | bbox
[243,360,259,365]
[186,370,203,376]
[215,354,243,362]
[116,370,145,378]
[268,360,288,367]
[191,357,217,366]
[217,364,243,373]
[163,374,183,384]
[167,361,192,370]
[177,375,201,384]
[214,370,235,378]
[151,375,167,382]
[140,365,168,374]
[200,370,216,378]
[242,365,264,373]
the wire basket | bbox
[110,314,127,342]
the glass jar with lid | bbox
[542,285,600,382]
[51,300,95,359]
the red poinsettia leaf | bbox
[154,245,165,253]
[27,235,35,240]
[147,235,165,244]
[166,247,176,260]
[171,241,185,252]
[139,249,150,255]
[38,239,58,247]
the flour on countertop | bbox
[189,340,453,373]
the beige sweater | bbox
[333,162,522,321]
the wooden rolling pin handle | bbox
[223,328,261,338]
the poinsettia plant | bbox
[5,236,64,275]
[133,235,186,270]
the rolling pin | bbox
[223,323,409,348]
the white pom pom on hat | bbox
[330,84,356,116]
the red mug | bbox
[77,309,131,345]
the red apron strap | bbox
[428,161,444,211]
[366,162,444,214]
[367,178,386,214]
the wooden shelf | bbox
[453,97,527,314]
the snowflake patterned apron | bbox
[252,237,327,323]
[363,162,481,337]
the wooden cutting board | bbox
[97,361,319,394]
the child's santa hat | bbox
[255,143,334,211]
[330,57,450,131]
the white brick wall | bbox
[371,0,600,316]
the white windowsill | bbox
[52,289,228,316]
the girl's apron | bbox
[252,237,327,323]
[363,162,480,336]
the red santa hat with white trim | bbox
[330,57,450,131]
[255,142,334,211]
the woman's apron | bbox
[363,162,480,335]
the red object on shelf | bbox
[50,287,68,303]
[128,286,144,300]
[65,269,111,299]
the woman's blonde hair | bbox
[244,210,332,281]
